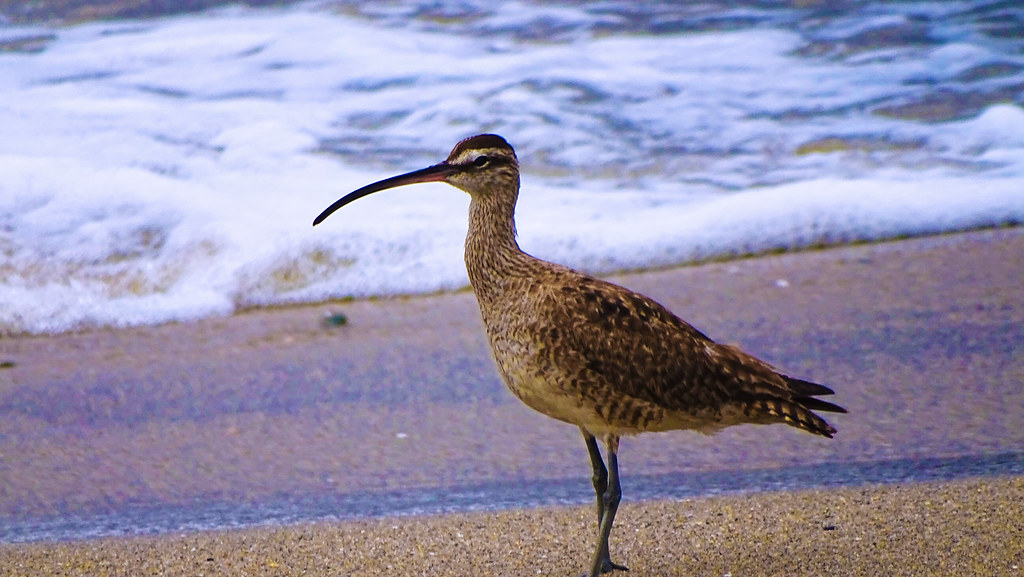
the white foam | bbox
[1,3,1022,334]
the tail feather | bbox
[795,395,847,414]
[785,376,847,415]
[744,376,848,438]
[785,376,838,398]
[750,397,838,438]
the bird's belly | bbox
[486,330,574,421]
[501,370,587,425]
[498,359,737,435]
[486,321,704,435]
[497,367,647,435]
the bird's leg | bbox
[587,434,628,576]
[582,429,608,528]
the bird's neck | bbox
[464,189,528,302]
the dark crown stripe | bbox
[451,134,513,157]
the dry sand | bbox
[1,476,1021,576]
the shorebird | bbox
[314,134,845,576]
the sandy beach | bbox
[1,476,1021,576]
[2,227,1023,572]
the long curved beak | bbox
[313,162,458,226]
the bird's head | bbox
[313,134,519,226]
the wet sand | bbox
[1,227,1023,570]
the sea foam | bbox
[1,2,1022,334]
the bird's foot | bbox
[583,557,628,576]
[600,559,629,573]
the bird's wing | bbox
[529,271,806,414]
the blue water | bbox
[4,452,1022,544]
[1,0,1022,334]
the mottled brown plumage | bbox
[314,134,845,577]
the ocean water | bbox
[1,0,1023,335]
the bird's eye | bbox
[472,155,490,167]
